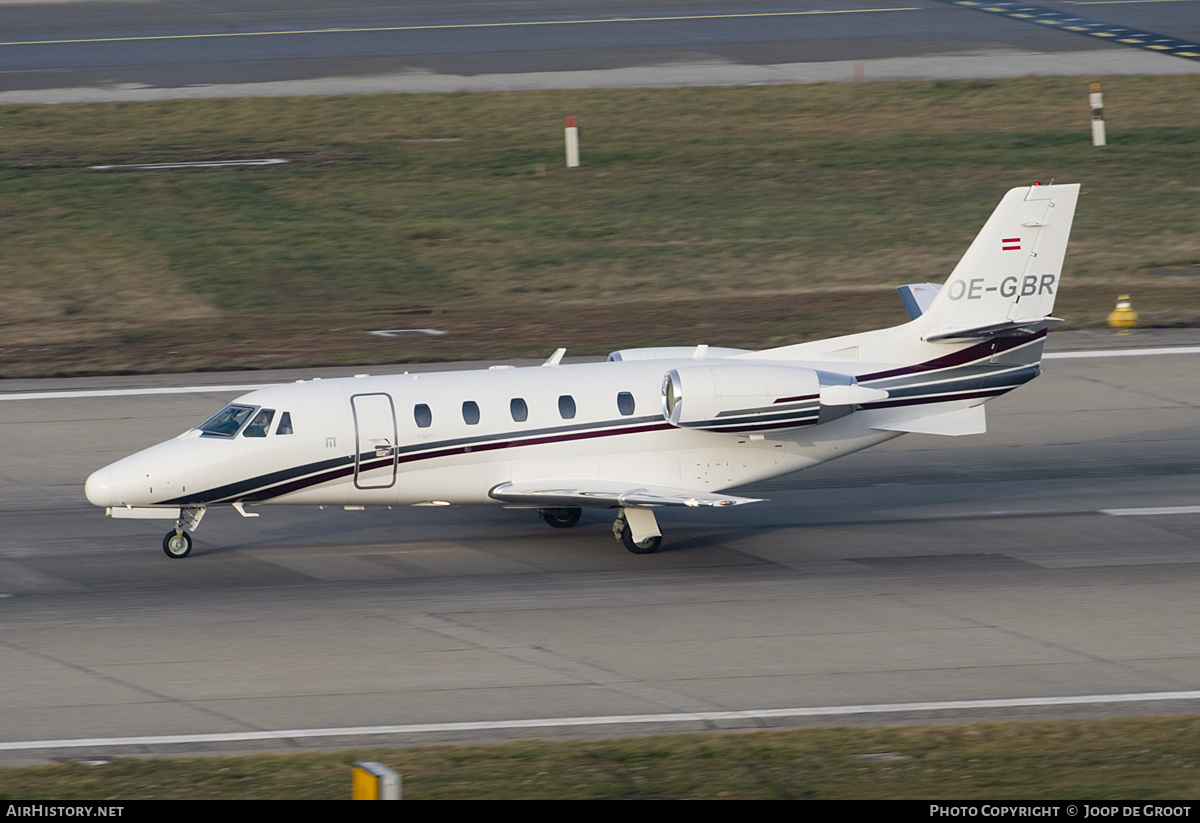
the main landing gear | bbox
[539,507,582,528]
[613,508,663,555]
[162,506,205,559]
[538,506,664,554]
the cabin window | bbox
[558,395,576,420]
[462,401,480,425]
[243,408,275,438]
[414,404,432,428]
[197,404,255,437]
[275,411,294,435]
[510,398,528,422]
[617,392,635,416]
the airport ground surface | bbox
[3,0,1200,770]
[0,330,1198,764]
[1,0,1198,104]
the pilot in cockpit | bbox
[243,409,274,438]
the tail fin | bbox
[920,183,1079,342]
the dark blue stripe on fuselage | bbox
[165,417,674,505]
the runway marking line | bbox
[1101,505,1200,516]
[1042,345,1200,359]
[0,384,283,401]
[3,691,1200,751]
[0,9,922,48]
[0,347,1194,401]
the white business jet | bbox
[86,183,1079,558]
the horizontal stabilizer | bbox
[489,481,763,509]
[924,317,1063,342]
[871,404,986,436]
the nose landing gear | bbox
[163,529,192,558]
[162,505,205,559]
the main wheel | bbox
[163,530,192,559]
[620,522,662,554]
[540,507,582,529]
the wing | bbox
[489,480,763,509]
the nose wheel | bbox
[163,530,193,559]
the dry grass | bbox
[1,76,1198,375]
[4,716,1200,799]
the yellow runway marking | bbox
[0,8,922,48]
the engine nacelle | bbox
[662,364,887,434]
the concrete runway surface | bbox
[1,329,1198,763]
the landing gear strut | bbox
[539,507,582,528]
[613,508,663,554]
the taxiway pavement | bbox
[1,0,1197,104]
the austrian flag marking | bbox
[1002,237,1021,251]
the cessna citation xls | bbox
[86,183,1079,558]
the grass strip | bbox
[3,716,1200,799]
[1,77,1198,376]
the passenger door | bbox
[351,393,397,489]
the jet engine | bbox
[661,364,888,434]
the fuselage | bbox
[83,358,817,510]
[84,334,1045,513]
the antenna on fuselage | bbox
[542,348,566,367]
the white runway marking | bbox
[91,159,288,171]
[3,691,1200,751]
[0,384,282,401]
[0,346,1196,402]
[1043,346,1200,359]
[1101,506,1200,516]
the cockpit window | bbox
[243,409,275,438]
[198,404,256,437]
[276,411,294,435]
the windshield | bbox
[197,404,256,437]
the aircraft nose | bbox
[85,466,116,507]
